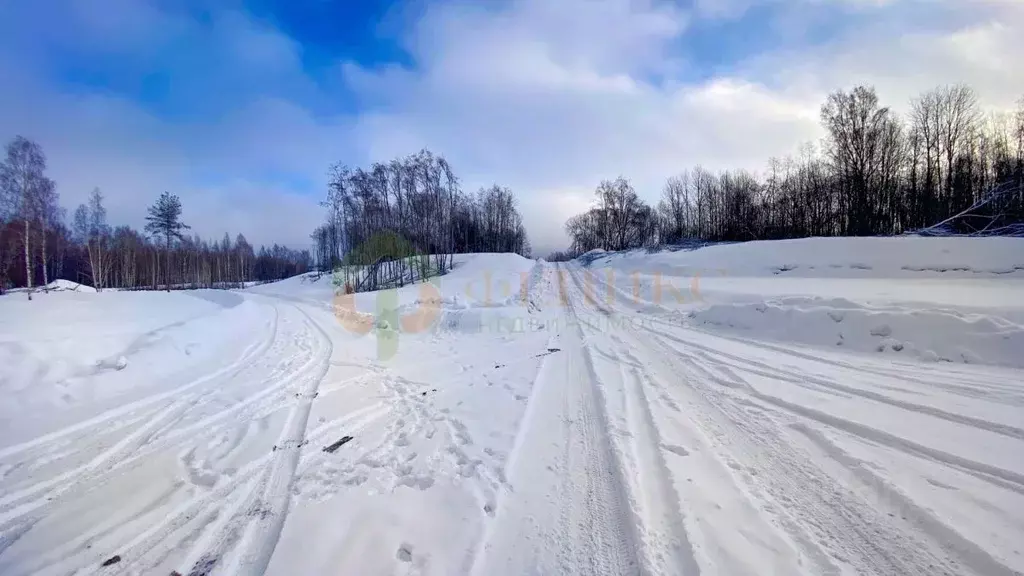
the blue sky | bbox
[43,0,413,120]
[1,0,1021,254]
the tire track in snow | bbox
[669,334,1024,571]
[107,328,387,487]
[466,329,556,575]
[632,330,924,574]
[642,324,1024,441]
[87,402,388,576]
[0,299,394,576]
[751,388,1024,492]
[643,324,1024,496]
[567,264,700,576]
[647,311,1024,407]
[587,263,1024,498]
[615,345,703,576]
[471,262,640,576]
[789,423,1021,576]
[0,305,284,538]
[0,354,304,538]
[104,350,342,477]
[3,303,316,575]
[0,397,197,528]
[557,321,641,575]
[622,311,1009,575]
[464,265,556,574]
[223,303,333,576]
[579,264,1010,575]
[0,304,280,463]
[694,346,1024,441]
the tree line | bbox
[0,136,311,296]
[312,149,530,292]
[564,84,1024,255]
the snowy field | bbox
[1,239,1023,575]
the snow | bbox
[585,236,1024,279]
[43,280,97,293]
[4,279,98,294]
[1,239,1023,576]
[584,237,1024,370]
[250,252,536,307]
[688,296,1024,368]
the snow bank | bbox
[0,290,267,442]
[3,279,98,293]
[251,253,539,334]
[588,236,1024,279]
[44,279,97,293]
[581,237,1024,368]
[689,296,1024,368]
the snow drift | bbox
[580,237,1024,369]
[0,289,263,444]
[251,253,539,335]
[688,296,1024,368]
[586,236,1024,279]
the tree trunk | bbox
[40,227,49,291]
[97,242,104,291]
[87,242,96,289]
[23,219,32,300]
[165,236,171,292]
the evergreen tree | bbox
[144,191,190,291]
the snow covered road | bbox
[555,262,1024,576]
[0,297,344,574]
[1,242,1023,575]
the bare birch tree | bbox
[0,136,54,299]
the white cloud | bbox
[0,69,337,248]
[2,0,1021,256]
[746,7,1024,111]
[0,3,342,249]
[345,0,1024,254]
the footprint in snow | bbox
[662,444,690,457]
[396,543,413,562]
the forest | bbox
[310,149,530,291]
[0,139,530,296]
[561,84,1024,256]
[4,82,1022,294]
[0,137,311,295]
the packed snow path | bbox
[1,245,1023,575]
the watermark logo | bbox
[331,237,724,360]
[331,233,445,361]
